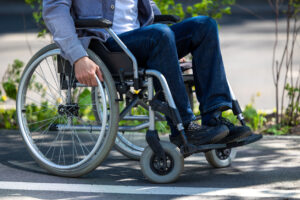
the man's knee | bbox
[148,24,175,43]
[191,16,218,32]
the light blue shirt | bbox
[43,0,161,65]
[112,0,140,35]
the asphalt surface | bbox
[0,130,300,199]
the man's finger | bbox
[96,67,104,82]
[77,77,84,85]
[89,77,95,87]
[91,77,98,87]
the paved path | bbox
[0,130,300,199]
[1,19,298,110]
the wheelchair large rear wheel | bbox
[16,44,119,177]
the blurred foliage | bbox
[25,0,46,37]
[0,109,17,129]
[154,0,235,20]
[264,124,291,135]
[282,83,300,126]
[0,60,289,136]
[118,101,170,134]
[222,103,267,132]
[25,0,235,37]
[1,59,24,101]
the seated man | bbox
[43,0,252,146]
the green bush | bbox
[222,103,267,132]
[264,124,290,136]
[2,59,24,101]
[26,0,235,37]
[154,0,235,20]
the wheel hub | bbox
[216,148,231,160]
[58,103,79,117]
[150,153,174,175]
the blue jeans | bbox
[104,16,232,136]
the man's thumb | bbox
[96,66,104,82]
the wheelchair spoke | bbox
[27,116,59,126]
[45,123,65,158]
[46,57,60,90]
[58,132,66,165]
[29,116,59,136]
[39,63,58,100]
[26,91,58,107]
[34,68,63,100]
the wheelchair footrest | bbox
[226,134,263,148]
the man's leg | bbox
[170,16,252,142]
[92,23,228,145]
[103,24,195,126]
[170,16,232,115]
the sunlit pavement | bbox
[0,130,300,199]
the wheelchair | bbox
[16,15,262,183]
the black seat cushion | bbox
[89,39,134,78]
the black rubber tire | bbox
[140,141,184,183]
[205,148,237,168]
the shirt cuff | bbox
[67,43,89,66]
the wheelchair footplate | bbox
[180,143,227,157]
[180,134,262,157]
[226,134,263,149]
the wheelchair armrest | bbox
[154,15,180,24]
[74,18,112,29]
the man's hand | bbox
[74,56,103,86]
[179,58,186,63]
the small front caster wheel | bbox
[205,148,237,168]
[140,141,184,183]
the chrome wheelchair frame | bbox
[16,15,262,183]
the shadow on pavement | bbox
[1,130,300,190]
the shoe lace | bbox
[186,122,201,131]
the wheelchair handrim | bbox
[17,49,108,170]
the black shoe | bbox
[169,122,229,147]
[207,111,252,143]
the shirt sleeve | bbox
[150,0,162,15]
[43,0,88,65]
